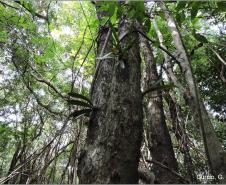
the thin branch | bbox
[0,113,72,183]
[145,159,189,183]
[209,46,226,66]
[136,29,182,70]
[220,65,226,84]
[31,72,65,99]
[142,83,175,97]
[24,78,63,116]
[75,41,94,80]
[153,19,186,94]
[14,0,48,21]
[79,1,94,42]
[71,26,88,92]
[0,1,19,10]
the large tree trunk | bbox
[78,3,143,183]
[140,31,182,184]
[159,2,226,182]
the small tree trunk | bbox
[5,142,21,184]
[140,30,182,183]
[78,3,143,183]
[165,92,197,183]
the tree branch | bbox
[220,64,226,84]
[14,0,48,21]
[209,46,226,66]
[0,1,18,10]
[145,159,189,183]
[136,29,182,72]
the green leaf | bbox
[97,2,117,18]
[67,99,92,108]
[191,17,199,26]
[69,108,92,118]
[190,1,201,20]
[108,2,117,17]
[159,11,165,20]
[191,7,198,20]
[217,2,226,11]
[192,31,208,43]
[109,21,119,47]
[68,92,92,105]
[128,2,145,22]
[176,11,185,27]
[152,40,160,48]
[128,9,136,19]
[0,31,7,42]
[176,1,187,11]
[109,4,118,24]
[143,18,151,33]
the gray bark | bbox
[140,31,182,183]
[159,2,226,182]
[138,166,155,184]
[165,92,197,183]
[78,4,143,183]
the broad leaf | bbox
[193,31,208,43]
[67,99,92,108]
[70,108,92,118]
[68,92,92,105]
[190,2,201,20]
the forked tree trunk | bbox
[78,3,143,183]
[139,32,182,184]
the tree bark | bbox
[78,3,143,183]
[159,2,226,182]
[139,30,182,183]
[5,142,21,184]
[164,92,197,183]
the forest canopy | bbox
[0,0,226,184]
